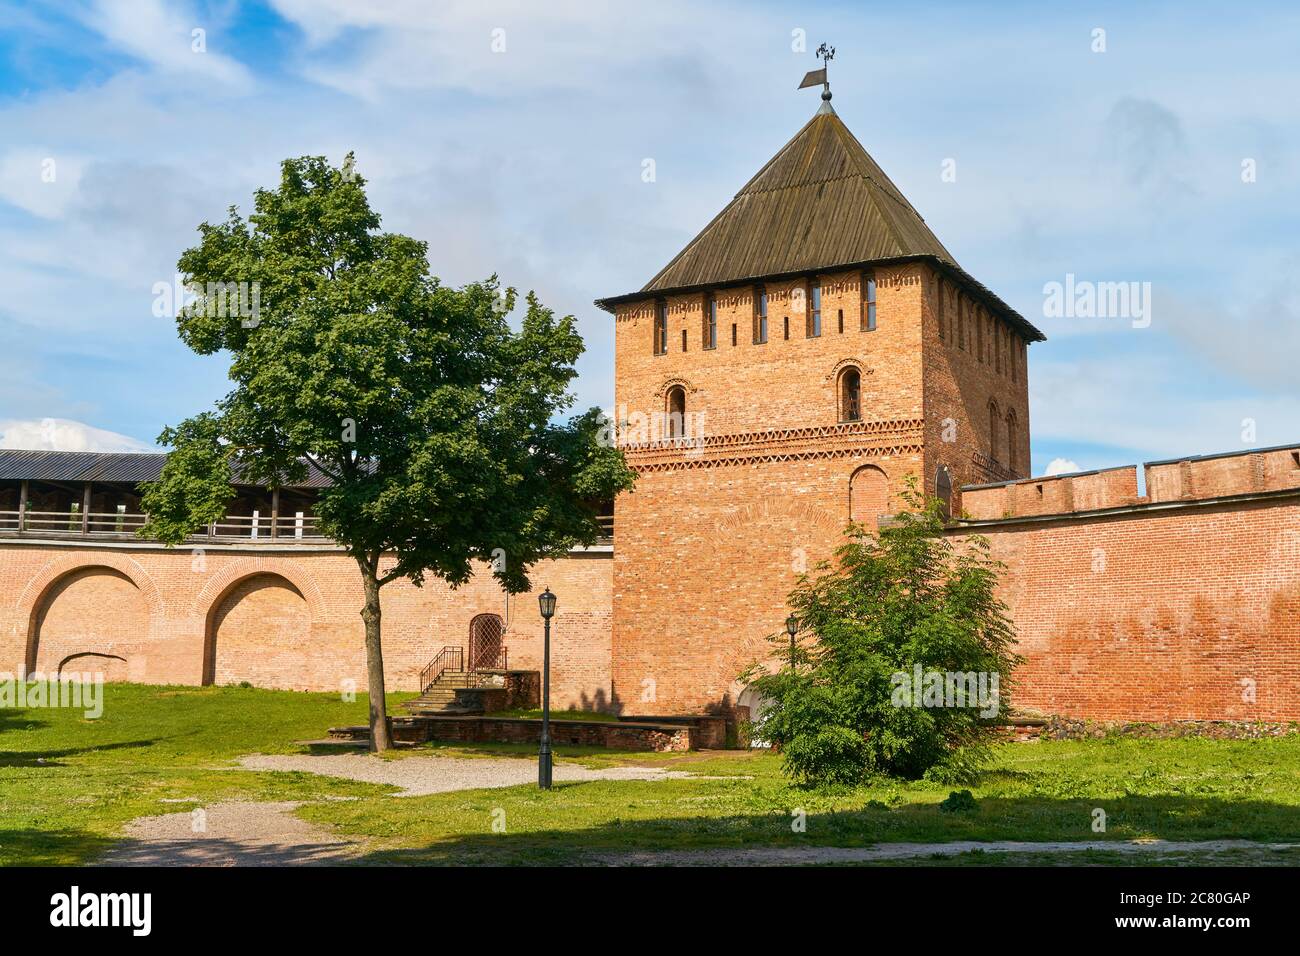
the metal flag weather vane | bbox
[798,42,835,102]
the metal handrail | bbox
[417,645,464,694]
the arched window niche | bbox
[838,366,862,423]
[665,385,687,439]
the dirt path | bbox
[99,801,359,866]
[590,839,1300,866]
[102,799,1298,866]
[237,751,716,796]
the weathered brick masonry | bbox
[0,542,612,709]
[958,447,1300,722]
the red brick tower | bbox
[596,98,1045,716]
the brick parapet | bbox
[959,445,1300,523]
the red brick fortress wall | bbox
[0,543,613,710]
[956,446,1300,722]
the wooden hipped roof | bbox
[596,103,1044,342]
[0,449,332,488]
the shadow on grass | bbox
[342,792,1300,867]
[0,827,118,867]
[0,737,159,768]
[95,836,354,867]
[0,708,47,735]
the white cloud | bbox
[1042,457,1081,476]
[1,3,1298,450]
[78,0,253,90]
[266,0,745,101]
[0,150,85,219]
[1030,351,1300,461]
[0,418,156,453]
[1157,272,1300,393]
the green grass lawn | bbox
[4,683,1300,866]
[0,683,408,865]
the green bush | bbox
[741,478,1021,787]
[939,789,979,813]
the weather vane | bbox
[798,43,836,102]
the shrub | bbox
[741,478,1021,787]
[939,789,979,813]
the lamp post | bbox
[786,614,799,673]
[537,588,557,789]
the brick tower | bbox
[596,97,1045,716]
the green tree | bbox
[140,154,634,751]
[741,479,1020,785]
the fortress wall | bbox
[961,466,1141,520]
[1146,445,1300,502]
[955,445,1300,722]
[0,543,612,710]
[963,445,1300,521]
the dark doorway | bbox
[468,613,505,671]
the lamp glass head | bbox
[539,589,557,620]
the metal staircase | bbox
[405,643,508,714]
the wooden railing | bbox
[198,513,326,541]
[0,509,329,543]
[0,509,610,545]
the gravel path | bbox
[591,839,1300,866]
[99,801,358,867]
[237,752,712,796]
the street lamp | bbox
[537,588,557,789]
[785,614,799,673]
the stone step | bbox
[327,725,370,739]
[305,736,418,749]
[298,738,369,748]
[403,699,468,710]
[404,702,479,713]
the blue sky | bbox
[1,1,1298,477]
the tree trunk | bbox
[358,557,393,752]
